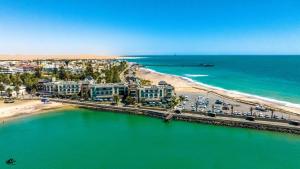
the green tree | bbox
[179,95,185,103]
[0,83,4,96]
[113,95,120,104]
[64,60,71,66]
[85,63,94,78]
[169,96,179,109]
[35,67,43,78]
[58,66,69,80]
[15,85,20,97]
[124,96,136,105]
[140,79,152,86]
[6,88,13,97]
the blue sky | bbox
[1,0,300,55]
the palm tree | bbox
[15,85,20,98]
[0,83,4,97]
[179,95,185,103]
[113,95,120,105]
[271,109,274,118]
[170,96,179,109]
[6,88,13,98]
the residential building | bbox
[138,81,175,102]
[56,81,81,96]
[90,83,128,101]
[43,81,81,97]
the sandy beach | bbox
[0,100,72,122]
[136,67,300,118]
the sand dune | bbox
[0,54,119,61]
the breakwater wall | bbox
[51,99,300,135]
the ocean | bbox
[125,55,300,106]
[0,109,300,169]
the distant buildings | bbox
[0,67,24,74]
[0,59,176,104]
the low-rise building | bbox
[138,81,175,102]
[43,81,81,97]
[56,81,81,97]
[90,83,128,101]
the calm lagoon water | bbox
[128,55,300,104]
[1,109,300,169]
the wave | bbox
[141,67,300,109]
[184,74,209,77]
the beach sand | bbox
[136,67,300,118]
[0,100,72,122]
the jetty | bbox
[164,113,174,122]
[49,99,300,135]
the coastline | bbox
[136,66,300,116]
[0,100,74,123]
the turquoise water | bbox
[128,55,300,104]
[1,109,300,169]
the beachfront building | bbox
[137,81,175,102]
[56,81,81,97]
[80,76,95,99]
[43,82,56,96]
[42,81,81,97]
[90,83,128,101]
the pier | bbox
[164,113,174,122]
[50,99,300,135]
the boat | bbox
[198,63,215,67]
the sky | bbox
[1,0,300,55]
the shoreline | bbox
[136,66,300,116]
[0,100,74,123]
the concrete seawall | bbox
[51,99,300,135]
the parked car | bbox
[215,100,223,105]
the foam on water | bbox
[184,74,209,77]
